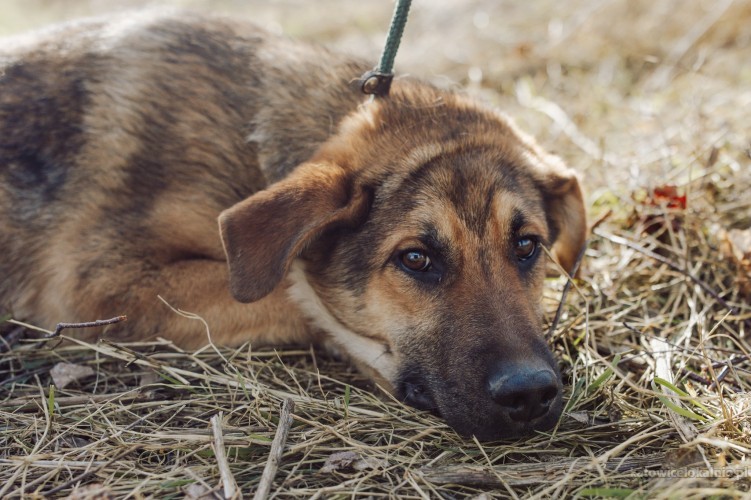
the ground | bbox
[1,0,750,498]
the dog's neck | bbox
[285,260,398,391]
[244,36,371,186]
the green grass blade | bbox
[588,353,622,394]
[651,380,708,422]
[47,384,55,416]
[653,377,715,418]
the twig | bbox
[546,210,613,338]
[710,365,731,390]
[47,315,127,338]
[547,210,612,339]
[254,398,295,500]
[547,241,587,339]
[211,412,238,500]
[594,229,737,314]
[712,355,750,370]
[0,391,155,411]
[682,370,713,387]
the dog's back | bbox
[0,12,367,334]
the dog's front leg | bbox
[35,259,313,349]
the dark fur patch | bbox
[0,59,89,223]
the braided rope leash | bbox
[360,0,413,98]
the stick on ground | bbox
[254,398,295,500]
[48,315,127,338]
[211,412,238,499]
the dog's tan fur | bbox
[0,12,586,439]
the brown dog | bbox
[0,11,586,440]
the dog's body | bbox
[0,12,586,439]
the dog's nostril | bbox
[507,394,525,413]
[400,377,436,411]
[540,386,558,406]
[487,368,559,422]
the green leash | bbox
[360,0,412,98]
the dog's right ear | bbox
[534,163,587,275]
[218,162,370,303]
[524,150,587,275]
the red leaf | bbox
[650,185,687,210]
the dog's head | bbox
[219,83,586,440]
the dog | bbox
[0,11,586,440]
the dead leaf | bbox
[470,494,493,500]
[650,185,687,210]
[320,451,387,474]
[138,371,161,387]
[183,482,214,500]
[629,185,688,238]
[568,410,615,426]
[50,362,95,389]
[569,411,589,425]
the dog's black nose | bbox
[487,366,559,422]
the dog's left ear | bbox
[218,162,370,303]
[534,161,587,275]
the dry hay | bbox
[1,0,751,498]
[3,192,750,498]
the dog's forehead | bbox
[374,143,548,239]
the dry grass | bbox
[2,0,751,498]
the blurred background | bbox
[2,0,750,206]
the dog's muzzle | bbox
[397,360,563,440]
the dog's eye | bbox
[515,237,538,261]
[400,250,432,272]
